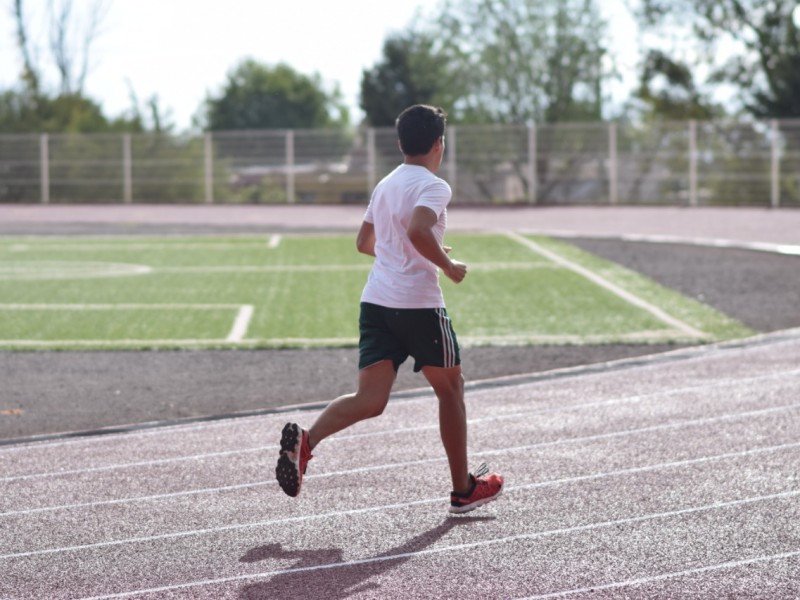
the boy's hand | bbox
[444,259,467,283]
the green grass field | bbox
[0,232,753,350]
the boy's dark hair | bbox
[396,105,447,156]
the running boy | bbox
[275,104,503,513]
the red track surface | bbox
[2,329,799,598]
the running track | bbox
[2,328,799,598]
[1,205,799,598]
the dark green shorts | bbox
[358,302,461,372]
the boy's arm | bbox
[356,221,376,256]
[407,206,467,283]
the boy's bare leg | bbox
[422,365,470,493]
[307,359,396,450]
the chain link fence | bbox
[1,119,799,206]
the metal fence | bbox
[1,119,799,206]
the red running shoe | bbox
[449,463,504,514]
[276,423,313,497]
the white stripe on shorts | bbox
[436,308,456,368]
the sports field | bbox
[0,232,751,350]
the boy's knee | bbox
[354,390,390,419]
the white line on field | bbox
[0,303,246,310]
[226,305,253,342]
[0,331,702,348]
[505,231,707,339]
[151,261,553,274]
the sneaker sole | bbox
[276,423,302,497]
[448,484,504,514]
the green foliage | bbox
[636,0,800,119]
[203,59,349,131]
[633,50,725,120]
[0,90,143,134]
[359,31,457,126]
[432,0,610,124]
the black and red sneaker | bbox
[275,423,313,497]
[449,463,503,514]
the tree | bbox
[203,60,349,131]
[0,89,142,133]
[431,0,611,124]
[13,0,108,96]
[633,50,724,120]
[359,31,458,126]
[4,0,143,133]
[636,0,800,118]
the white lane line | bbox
[515,550,800,599]
[3,439,799,558]
[505,231,707,339]
[72,488,800,600]
[225,305,253,342]
[3,370,797,485]
[3,365,799,477]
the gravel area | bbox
[2,236,798,442]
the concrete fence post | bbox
[286,129,295,203]
[688,120,698,207]
[204,133,214,204]
[528,122,537,204]
[39,133,50,204]
[609,122,618,205]
[771,119,780,208]
[123,134,133,204]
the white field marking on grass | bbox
[62,488,800,600]
[0,331,692,348]
[7,241,283,252]
[4,440,800,563]
[151,261,554,274]
[505,231,707,340]
[0,261,151,280]
[0,303,253,347]
[0,303,247,310]
[0,338,242,348]
[0,337,359,348]
[3,402,797,517]
[225,305,253,342]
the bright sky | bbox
[1,0,639,132]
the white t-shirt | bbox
[360,163,452,309]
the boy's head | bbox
[396,105,447,156]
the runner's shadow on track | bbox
[238,515,495,599]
